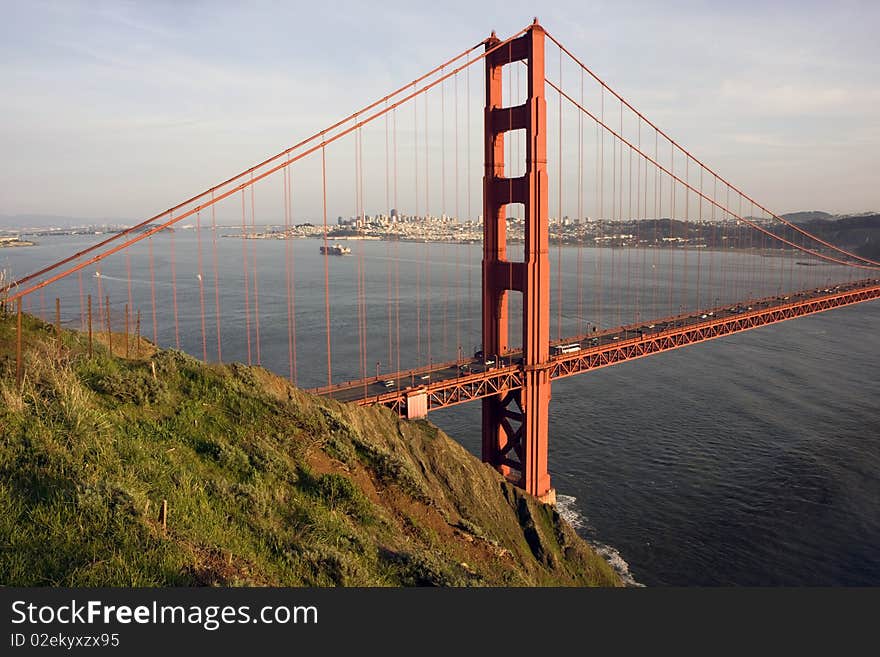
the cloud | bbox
[718,79,880,116]
[728,133,789,148]
[3,0,878,217]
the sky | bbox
[1,0,878,224]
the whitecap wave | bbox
[93,274,173,287]
[556,494,644,587]
[556,494,587,531]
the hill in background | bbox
[780,211,835,223]
[780,213,880,261]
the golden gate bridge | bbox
[4,20,878,503]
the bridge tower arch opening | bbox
[482,22,554,503]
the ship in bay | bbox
[320,243,352,256]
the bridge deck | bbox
[312,279,880,415]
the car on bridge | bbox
[551,343,582,356]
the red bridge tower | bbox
[481,21,554,503]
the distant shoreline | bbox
[216,233,842,260]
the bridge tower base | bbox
[481,22,553,502]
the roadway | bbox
[313,277,880,408]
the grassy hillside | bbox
[0,309,621,587]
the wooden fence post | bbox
[159,499,168,533]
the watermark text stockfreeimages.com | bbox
[11,599,317,632]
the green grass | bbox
[0,310,622,587]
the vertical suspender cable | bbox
[149,236,158,345]
[250,177,261,365]
[577,68,584,334]
[284,162,297,385]
[598,91,605,331]
[760,206,767,298]
[361,127,368,389]
[321,137,332,388]
[196,210,208,361]
[556,49,563,340]
[385,103,393,372]
[637,117,644,323]
[466,54,473,352]
[683,155,689,314]
[359,127,368,384]
[720,185,727,304]
[454,70,461,358]
[787,208,796,293]
[727,185,734,305]
[241,190,252,365]
[651,130,656,317]
[618,99,624,327]
[441,69,449,359]
[393,107,401,377]
[668,142,675,317]
[678,156,691,312]
[356,127,367,391]
[170,211,180,349]
[627,144,633,322]
[754,204,761,297]
[610,107,617,326]
[413,87,422,366]
[610,107,617,327]
[210,191,223,362]
[705,172,713,306]
[424,89,432,368]
[696,167,703,311]
[282,165,292,380]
